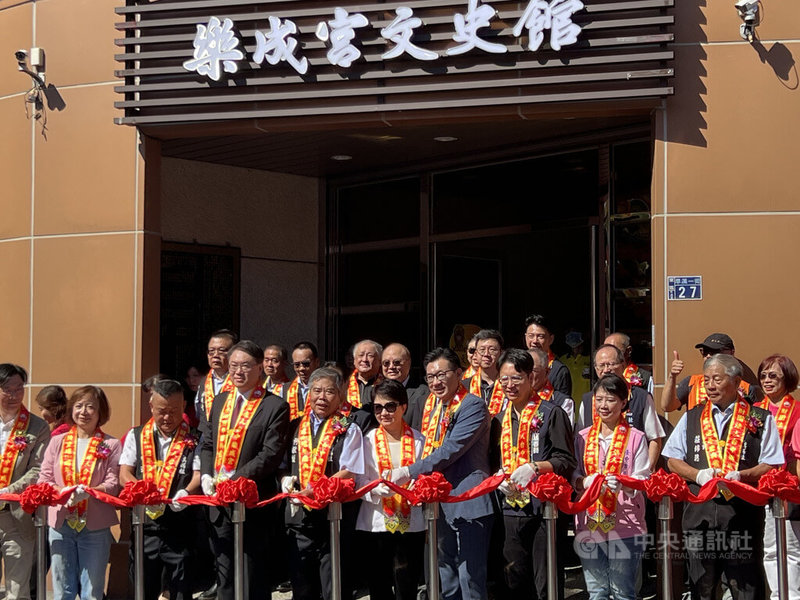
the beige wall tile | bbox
[663,214,800,381]
[32,234,136,384]
[0,2,32,97]
[34,0,119,87]
[0,99,32,239]
[0,240,31,367]
[34,84,138,235]
[665,42,800,213]
[691,0,800,44]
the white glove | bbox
[582,473,600,490]
[498,480,516,496]
[201,474,216,496]
[387,467,411,486]
[281,476,298,494]
[510,463,537,488]
[67,484,89,507]
[372,483,394,498]
[723,471,741,482]
[695,468,717,486]
[604,474,621,493]
[170,489,189,512]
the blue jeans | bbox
[49,524,113,600]
[575,534,644,600]
[437,514,493,600]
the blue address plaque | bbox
[667,276,702,301]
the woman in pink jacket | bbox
[572,374,650,600]
[38,386,121,600]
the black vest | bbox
[286,415,357,528]
[681,402,768,531]
[132,424,197,527]
[579,386,649,433]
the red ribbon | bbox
[216,478,260,508]
[119,480,166,507]
[9,468,800,514]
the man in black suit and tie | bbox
[381,343,430,430]
[200,340,290,600]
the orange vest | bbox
[687,374,751,410]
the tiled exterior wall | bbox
[652,0,800,400]
[0,0,153,438]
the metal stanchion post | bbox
[131,505,145,600]
[425,502,440,600]
[772,497,789,600]
[328,501,343,600]
[543,501,558,600]
[658,497,674,600]
[34,505,47,599]
[232,501,245,600]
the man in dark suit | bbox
[381,343,429,430]
[200,340,290,600]
[386,347,494,600]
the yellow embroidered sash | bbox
[214,388,263,474]
[375,424,415,533]
[585,419,630,532]
[0,406,30,489]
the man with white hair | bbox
[346,340,383,409]
[663,354,783,600]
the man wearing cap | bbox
[559,331,591,401]
[663,354,782,600]
[523,315,572,396]
[604,332,653,393]
[661,333,761,413]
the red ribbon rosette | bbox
[216,478,260,508]
[311,476,356,505]
[644,469,689,503]
[412,472,453,504]
[120,480,165,506]
[19,482,60,514]
[530,472,572,506]
[758,468,800,502]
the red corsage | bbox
[746,414,764,434]
[331,415,349,436]
[95,442,112,460]
[12,435,28,450]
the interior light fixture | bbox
[330,154,352,161]
[434,136,459,142]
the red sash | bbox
[584,419,630,532]
[756,396,797,445]
[0,406,31,488]
[214,388,264,474]
[203,372,234,420]
[374,425,415,532]
[420,386,468,458]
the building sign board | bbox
[183,1,585,80]
[667,276,702,301]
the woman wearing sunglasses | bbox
[356,379,426,600]
[758,354,800,600]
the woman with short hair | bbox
[759,354,800,600]
[356,379,425,600]
[573,374,649,600]
[38,386,122,600]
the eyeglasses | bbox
[594,361,622,370]
[699,348,720,357]
[293,360,312,368]
[373,402,400,414]
[476,347,501,357]
[425,369,456,384]
[467,347,476,355]
[498,375,526,387]
[229,362,256,373]
[207,348,230,357]
[0,385,24,397]
[382,359,405,368]
[760,371,784,381]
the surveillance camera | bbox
[15,49,28,63]
[734,0,758,19]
